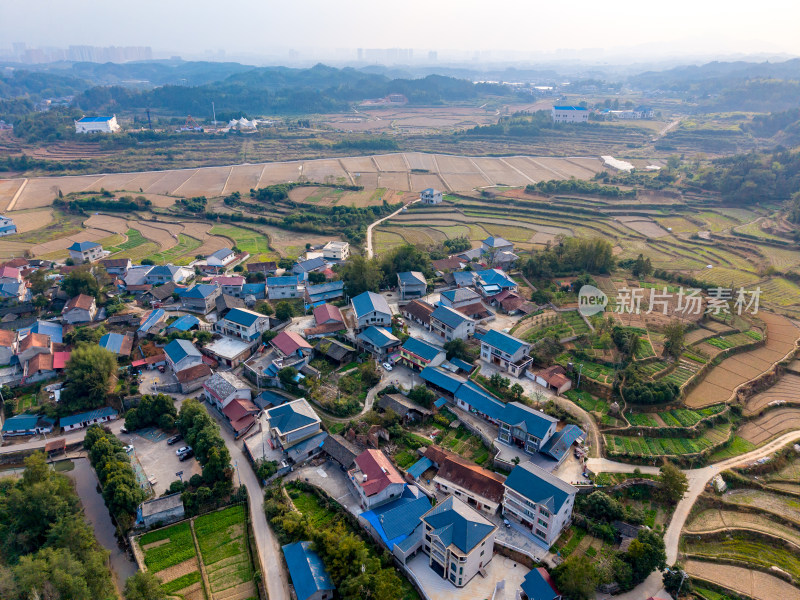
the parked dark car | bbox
[167,434,182,445]
[178,449,194,461]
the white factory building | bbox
[74,115,120,134]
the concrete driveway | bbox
[285,460,361,515]
[118,427,201,496]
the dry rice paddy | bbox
[744,373,800,416]
[738,408,800,445]
[684,559,800,600]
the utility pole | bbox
[576,363,584,389]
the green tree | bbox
[662,320,685,359]
[443,338,470,361]
[61,343,117,411]
[658,461,689,502]
[510,383,524,401]
[625,529,667,583]
[632,253,653,277]
[359,361,381,387]
[338,255,382,297]
[278,366,298,386]
[378,244,432,284]
[61,268,100,298]
[408,385,435,408]
[551,555,599,600]
[124,571,164,600]
[275,301,294,321]
[27,268,49,295]
[663,566,692,597]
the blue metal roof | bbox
[483,236,511,248]
[209,248,233,260]
[164,338,200,364]
[182,284,218,299]
[406,457,433,480]
[504,461,576,515]
[553,105,588,111]
[255,389,287,409]
[361,487,431,548]
[18,321,63,344]
[168,314,200,331]
[267,275,301,286]
[98,332,127,354]
[292,257,327,274]
[500,402,556,439]
[521,568,560,600]
[357,326,399,349]
[59,406,117,428]
[401,337,443,362]
[421,496,495,554]
[455,381,505,420]
[351,291,390,319]
[434,397,449,408]
[430,305,470,329]
[67,241,100,252]
[306,280,344,295]
[479,329,528,356]
[224,308,262,328]
[540,424,585,463]
[241,283,265,295]
[77,116,114,122]
[449,357,473,373]
[453,271,476,287]
[0,282,21,297]
[419,366,464,394]
[286,431,328,462]
[138,308,165,332]
[282,541,335,600]
[2,413,40,432]
[476,269,516,289]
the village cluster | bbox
[0,202,595,600]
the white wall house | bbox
[207,247,236,268]
[351,291,392,330]
[479,329,532,377]
[75,115,120,133]
[322,240,350,261]
[551,106,589,123]
[502,462,577,548]
[68,241,104,263]
[348,449,406,510]
[420,188,443,205]
[420,496,497,588]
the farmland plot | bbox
[145,169,197,196]
[0,178,25,211]
[194,505,256,599]
[738,407,800,445]
[685,508,800,549]
[222,164,266,196]
[138,522,205,600]
[684,559,800,600]
[177,166,232,198]
[745,373,800,416]
[10,208,54,233]
[722,489,800,526]
[372,153,408,172]
[616,216,670,238]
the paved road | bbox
[365,198,419,258]
[0,418,125,454]
[213,411,291,600]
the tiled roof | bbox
[378,394,432,419]
[18,321,63,344]
[441,288,480,303]
[521,568,561,600]
[351,291,390,319]
[147,281,178,301]
[246,261,277,273]
[313,303,343,325]
[100,258,130,268]
[321,434,360,468]
[181,284,218,299]
[204,371,249,401]
[0,329,14,347]
[98,332,133,355]
[431,257,465,271]
[28,352,54,372]
[483,236,512,248]
[421,495,496,554]
[352,449,404,497]
[209,248,234,260]
[425,446,505,504]
[267,275,301,286]
[292,256,327,273]
[504,461,577,514]
[266,398,319,435]
[64,293,95,311]
[175,362,212,383]
[168,314,200,331]
[360,486,431,548]
[271,331,313,356]
[540,424,585,463]
[138,308,165,332]
[211,276,245,286]
[454,381,505,420]
[402,299,434,323]
[18,332,49,352]
[305,280,344,297]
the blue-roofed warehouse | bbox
[539,424,585,465]
[60,406,118,432]
[18,320,63,344]
[497,401,557,454]
[282,541,335,600]
[419,366,466,396]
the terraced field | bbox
[150,234,202,265]
[738,407,800,445]
[604,422,732,457]
[685,535,800,583]
[685,312,800,408]
[684,559,800,600]
[721,489,800,526]
[685,508,800,547]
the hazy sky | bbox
[3,0,799,61]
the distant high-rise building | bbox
[428,50,438,61]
